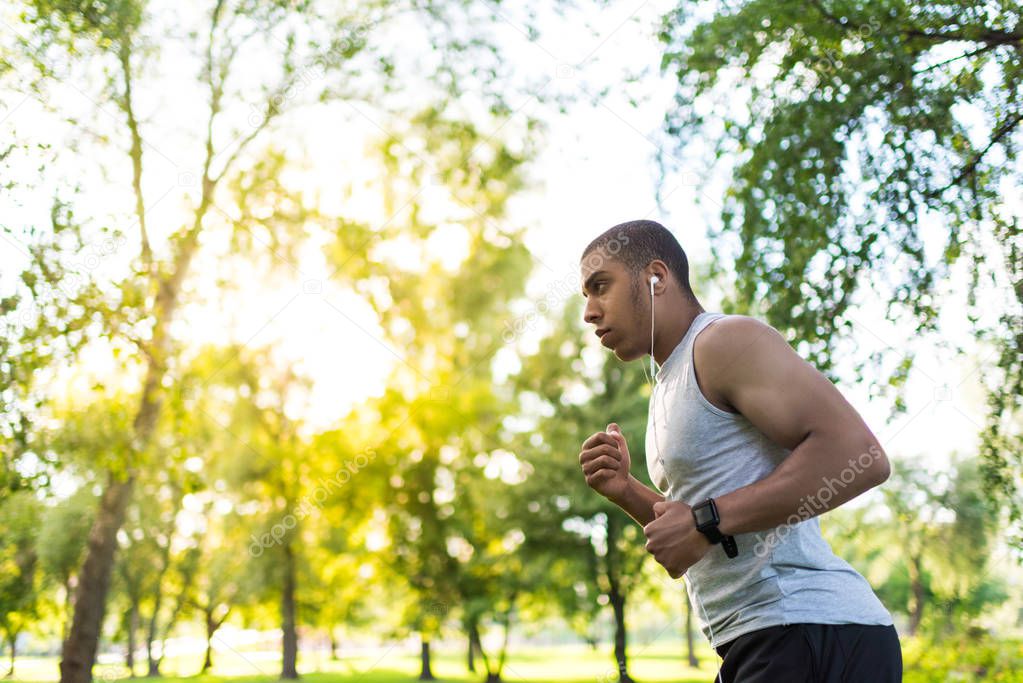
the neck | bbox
[652,299,704,367]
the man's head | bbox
[579,220,697,361]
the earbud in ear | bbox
[650,275,660,285]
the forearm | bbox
[609,475,664,526]
[715,432,889,536]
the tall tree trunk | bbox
[59,471,136,683]
[56,17,226,681]
[201,610,214,675]
[126,602,138,677]
[200,606,229,674]
[605,515,633,683]
[5,631,16,678]
[907,553,926,636]
[608,584,632,683]
[152,547,194,676]
[146,584,164,677]
[473,625,492,679]
[281,543,299,680]
[60,305,176,683]
[684,594,698,668]
[467,622,481,673]
[329,629,338,661]
[62,576,73,645]
[486,599,515,683]
[418,637,434,681]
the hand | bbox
[579,422,632,502]
[642,500,713,579]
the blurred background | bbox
[1,1,1021,681]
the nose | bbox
[584,296,601,325]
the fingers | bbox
[580,427,629,492]
[581,454,621,477]
[607,423,625,444]
[578,443,619,467]
[652,501,667,518]
[585,469,617,488]
[582,431,617,450]
[642,523,664,562]
[606,424,629,456]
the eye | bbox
[594,281,607,293]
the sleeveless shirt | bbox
[644,311,893,647]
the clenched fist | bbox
[643,500,711,579]
[579,422,632,501]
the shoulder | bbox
[696,315,789,362]
[694,315,796,387]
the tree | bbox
[658,0,1023,545]
[37,488,96,645]
[320,102,536,679]
[0,489,44,678]
[188,535,244,674]
[111,468,200,678]
[303,420,383,666]
[3,2,552,681]
[446,450,563,683]
[187,347,313,680]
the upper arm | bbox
[694,316,877,452]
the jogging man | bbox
[577,220,902,681]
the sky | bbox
[0,0,1015,482]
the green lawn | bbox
[7,644,721,683]
[11,636,1023,682]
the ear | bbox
[646,261,669,292]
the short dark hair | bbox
[581,220,695,299]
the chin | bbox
[614,344,644,363]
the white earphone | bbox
[649,275,659,377]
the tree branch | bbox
[913,42,1006,74]
[902,27,1023,46]
[809,0,1023,49]
[117,37,151,271]
[929,110,1023,199]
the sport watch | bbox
[692,498,739,558]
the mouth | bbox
[595,328,611,343]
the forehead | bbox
[579,248,626,279]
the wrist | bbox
[692,497,739,558]
[606,474,639,506]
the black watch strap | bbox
[692,498,739,559]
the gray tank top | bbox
[644,311,893,648]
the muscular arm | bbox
[695,317,891,536]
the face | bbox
[580,250,648,361]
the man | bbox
[577,220,902,682]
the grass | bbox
[6,643,722,683]
[14,636,1023,682]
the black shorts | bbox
[712,622,902,682]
